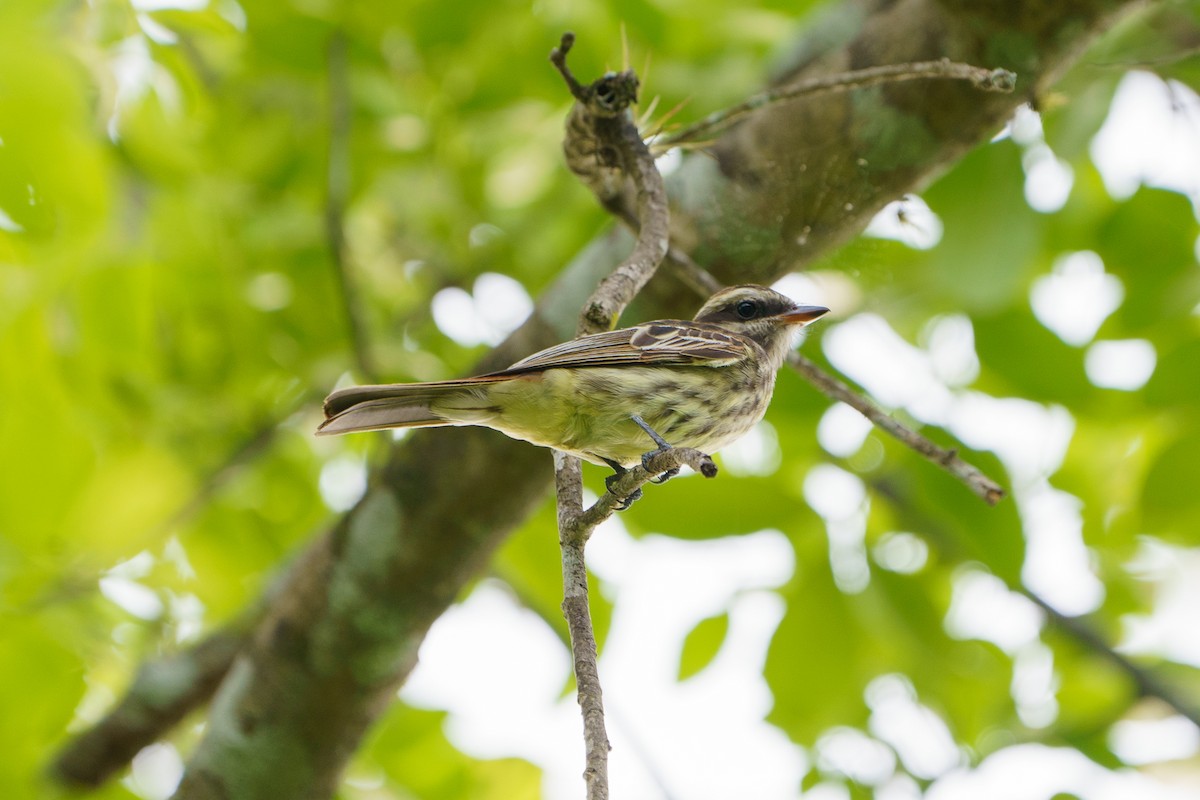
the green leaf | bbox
[1096,187,1200,329]
[364,703,541,800]
[766,536,873,741]
[974,310,1092,406]
[1146,337,1200,411]
[0,617,83,797]
[1140,426,1200,543]
[5,0,1199,792]
[921,142,1044,314]
[678,611,731,681]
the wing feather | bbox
[498,321,751,374]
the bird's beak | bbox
[778,304,830,326]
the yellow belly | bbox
[443,366,773,467]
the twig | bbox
[553,453,610,800]
[489,565,684,800]
[594,91,1007,506]
[325,30,377,381]
[591,118,1008,507]
[1090,43,1200,70]
[552,33,670,337]
[549,32,678,799]
[1021,589,1200,728]
[575,448,717,535]
[655,59,1017,151]
[647,237,1006,505]
[788,352,1004,504]
[554,448,713,800]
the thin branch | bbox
[326,30,377,381]
[549,33,588,101]
[870,475,1198,730]
[549,32,680,799]
[489,567,684,800]
[1090,43,1200,70]
[1022,589,1200,728]
[57,5,1143,798]
[644,236,1007,504]
[576,106,669,335]
[556,45,1009,507]
[554,453,610,800]
[569,448,717,537]
[787,352,1005,504]
[554,449,713,800]
[655,59,1017,151]
[552,33,670,337]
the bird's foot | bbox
[640,447,680,484]
[603,467,643,511]
[630,415,681,484]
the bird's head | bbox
[693,284,829,366]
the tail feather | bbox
[317,397,448,435]
[318,377,509,436]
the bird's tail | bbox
[316,376,508,436]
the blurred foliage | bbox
[2,0,1200,798]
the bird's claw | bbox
[640,446,679,484]
[604,469,643,511]
[612,487,642,511]
[600,441,679,511]
[649,467,679,484]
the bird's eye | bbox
[735,299,758,319]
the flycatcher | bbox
[318,284,828,481]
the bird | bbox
[318,284,828,497]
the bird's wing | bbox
[499,321,751,373]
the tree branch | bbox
[653,237,1007,505]
[51,622,251,787]
[553,453,609,799]
[787,352,1005,504]
[575,448,718,536]
[595,61,1010,506]
[551,33,670,337]
[655,59,1016,151]
[872,474,1198,730]
[549,32,682,798]
[1021,589,1200,728]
